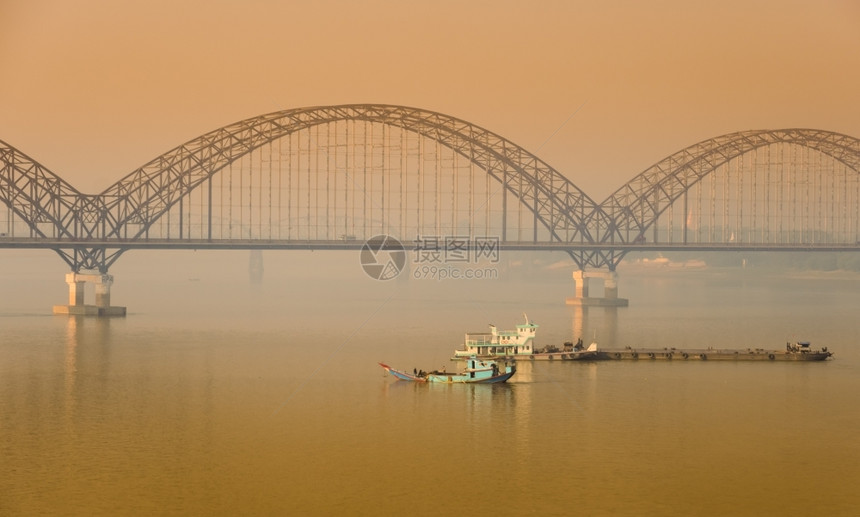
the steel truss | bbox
[600,129,860,242]
[2,112,860,273]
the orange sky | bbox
[1,0,858,199]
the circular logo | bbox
[360,235,406,280]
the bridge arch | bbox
[0,141,122,271]
[0,140,83,239]
[97,104,601,244]
[4,118,860,274]
[598,129,860,249]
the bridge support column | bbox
[604,271,619,300]
[572,270,589,298]
[566,270,628,307]
[54,272,126,317]
[67,274,85,306]
[94,275,112,308]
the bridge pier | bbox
[566,270,628,307]
[53,272,126,316]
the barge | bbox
[596,341,832,361]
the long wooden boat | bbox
[379,356,516,383]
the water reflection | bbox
[4,269,859,515]
[16,315,223,513]
[602,306,618,346]
[63,317,80,433]
[571,305,586,341]
[571,305,618,347]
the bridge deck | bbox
[1,237,858,252]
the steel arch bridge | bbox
[2,105,860,279]
[590,128,860,268]
[1,105,607,272]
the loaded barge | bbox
[596,341,832,361]
[450,315,832,362]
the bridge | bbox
[2,104,859,313]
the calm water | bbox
[1,251,859,516]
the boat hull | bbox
[453,350,598,361]
[425,368,516,383]
[594,349,832,361]
[519,351,598,361]
[379,364,428,382]
[379,362,516,383]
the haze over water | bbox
[2,1,859,514]
[1,250,858,515]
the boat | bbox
[379,356,516,383]
[594,341,833,361]
[451,314,599,361]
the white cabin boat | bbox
[453,314,538,359]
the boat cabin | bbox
[787,341,812,353]
[457,314,538,357]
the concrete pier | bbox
[53,272,126,316]
[566,270,629,306]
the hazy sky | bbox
[2,0,858,199]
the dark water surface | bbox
[2,251,858,515]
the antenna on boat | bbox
[523,312,529,325]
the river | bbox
[1,250,858,516]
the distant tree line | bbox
[507,250,860,277]
[650,251,860,272]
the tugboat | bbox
[379,356,516,383]
[452,314,598,361]
[781,341,833,360]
